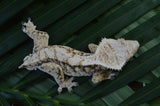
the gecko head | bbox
[18,54,37,70]
[18,63,37,71]
[22,18,36,33]
[18,60,32,70]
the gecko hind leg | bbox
[41,62,78,93]
[92,70,119,83]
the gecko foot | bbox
[58,77,78,93]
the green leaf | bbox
[0,86,82,105]
[137,73,155,84]
[0,0,33,25]
[124,13,160,46]
[67,0,160,50]
[148,97,160,105]
[1,0,160,105]
[12,71,46,89]
[152,66,160,77]
[48,0,122,44]
[0,42,31,75]
[23,94,35,106]
[0,94,10,106]
[120,77,160,106]
[102,86,134,105]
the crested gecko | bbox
[19,19,139,93]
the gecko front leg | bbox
[40,62,78,93]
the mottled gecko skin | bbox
[19,19,139,93]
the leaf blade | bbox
[120,77,160,106]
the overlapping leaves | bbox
[0,0,160,105]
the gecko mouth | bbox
[18,64,38,71]
[18,63,29,69]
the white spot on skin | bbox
[66,65,72,71]
[75,67,80,72]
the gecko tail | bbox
[95,38,139,70]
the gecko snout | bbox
[18,64,25,69]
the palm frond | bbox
[0,0,160,105]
